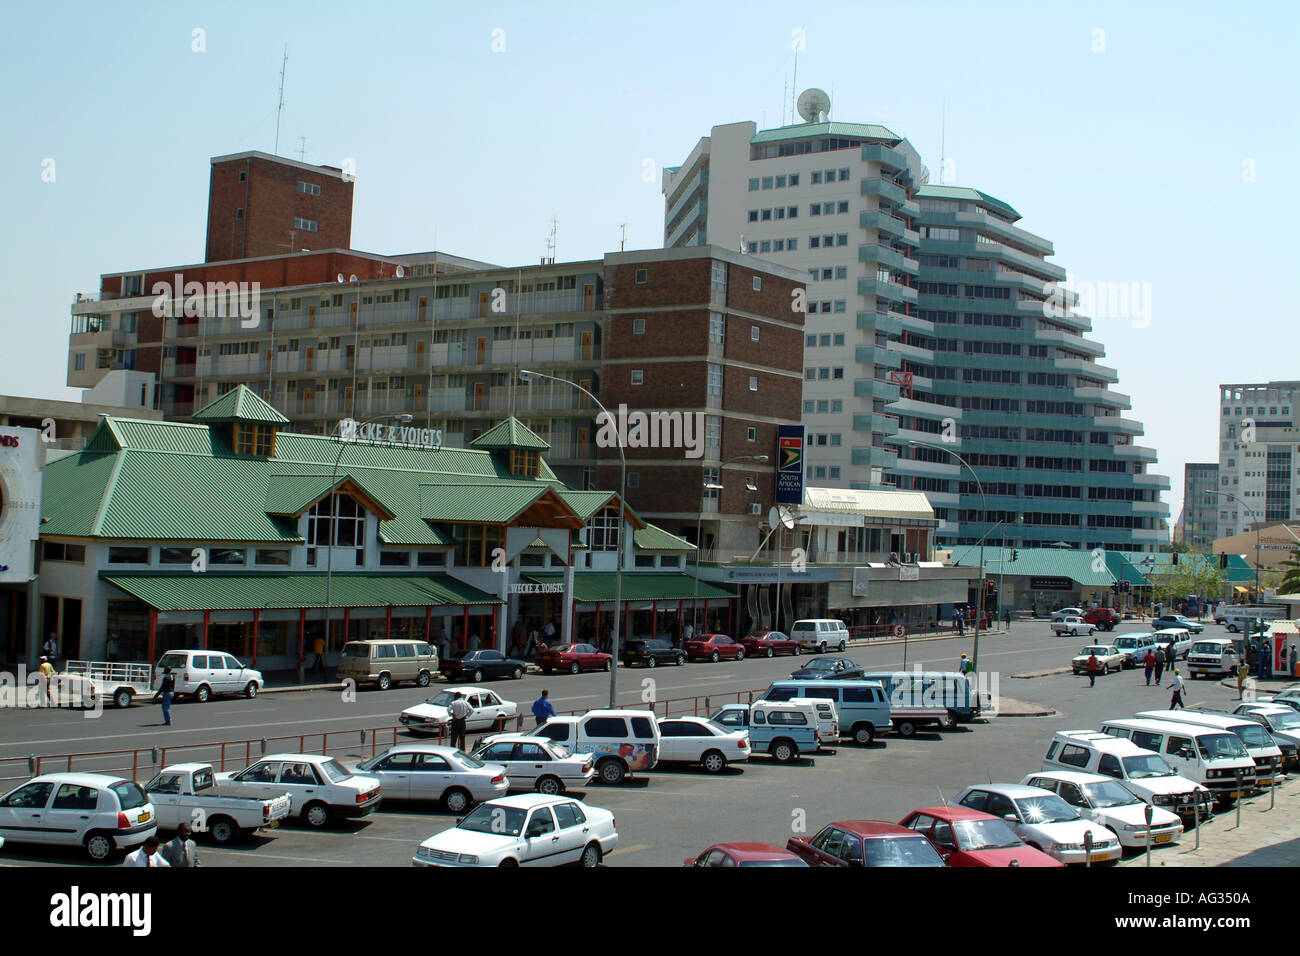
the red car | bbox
[684,633,745,662]
[537,643,612,674]
[898,807,1063,867]
[739,630,801,658]
[1082,607,1120,631]
[683,842,807,867]
[786,821,946,867]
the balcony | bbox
[857,312,902,336]
[69,326,128,349]
[667,201,708,248]
[861,143,910,171]
[1055,358,1119,383]
[857,276,918,305]
[859,209,908,240]
[855,344,903,369]
[851,445,898,468]
[858,243,918,275]
[854,378,902,401]
[861,177,908,206]
[852,412,900,436]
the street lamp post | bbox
[1208,490,1261,602]
[910,439,987,671]
[315,412,413,684]
[692,454,767,635]
[520,369,624,708]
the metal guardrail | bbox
[0,687,767,789]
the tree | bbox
[1279,547,1300,595]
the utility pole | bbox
[619,223,627,252]
[274,45,288,155]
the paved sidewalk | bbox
[1119,777,1300,867]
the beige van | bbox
[337,639,439,690]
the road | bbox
[0,618,1257,867]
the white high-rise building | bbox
[1217,381,1300,538]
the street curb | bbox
[1009,667,1072,679]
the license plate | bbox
[1089,852,1113,863]
[1154,833,1172,844]
[138,811,150,823]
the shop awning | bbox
[100,572,501,612]
[524,572,735,603]
[1234,585,1250,594]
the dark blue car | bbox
[1152,615,1204,634]
[790,657,864,680]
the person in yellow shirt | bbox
[38,656,55,706]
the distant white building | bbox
[1217,382,1300,538]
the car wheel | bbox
[941,711,958,731]
[113,689,132,708]
[897,719,917,737]
[472,669,484,683]
[535,775,564,795]
[675,655,685,666]
[416,670,432,688]
[581,842,602,867]
[570,662,581,675]
[766,647,774,658]
[710,651,720,663]
[853,724,875,746]
[771,740,795,763]
[736,649,745,661]
[512,666,524,680]
[838,640,846,652]
[376,673,392,691]
[597,759,625,785]
[208,816,237,845]
[794,646,802,656]
[442,787,472,814]
[499,858,520,867]
[244,681,259,699]
[701,750,727,774]
[819,642,827,654]
[303,802,331,829]
[84,832,114,862]
[647,656,657,668]
[602,659,611,672]
[195,684,212,703]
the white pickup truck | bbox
[64,660,154,708]
[143,763,292,844]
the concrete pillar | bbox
[25,577,40,669]
[562,561,576,644]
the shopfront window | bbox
[307,494,367,549]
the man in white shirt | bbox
[123,836,170,867]
[448,693,474,751]
[682,622,694,647]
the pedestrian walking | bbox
[532,689,556,727]
[1153,649,1165,686]
[1003,607,1012,629]
[38,656,55,706]
[448,692,473,751]
[1169,669,1186,709]
[954,610,964,635]
[1142,650,1156,686]
[1260,642,1272,679]
[123,836,170,867]
[160,823,200,867]
[153,666,176,726]
[310,634,326,674]
[1164,642,1175,667]
[1086,652,1100,688]
[42,633,59,670]
[1236,661,1250,700]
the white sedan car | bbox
[656,717,751,773]
[412,793,617,867]
[954,783,1121,865]
[351,743,507,812]
[1052,616,1095,637]
[1052,607,1085,623]
[399,686,518,735]
[472,736,596,794]
[1020,771,1183,849]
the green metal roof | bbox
[947,546,1145,587]
[418,483,552,524]
[555,490,620,522]
[916,184,1021,220]
[525,572,734,603]
[751,121,901,145]
[264,472,394,519]
[469,417,550,451]
[191,385,290,425]
[1113,551,1256,585]
[100,572,500,612]
[633,523,696,553]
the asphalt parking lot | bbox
[0,618,1274,867]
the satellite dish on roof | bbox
[336,273,345,283]
[797,88,831,124]
[395,265,405,278]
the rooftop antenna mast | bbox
[544,215,558,264]
[940,100,947,183]
[297,136,306,161]
[619,223,628,252]
[274,44,288,155]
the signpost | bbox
[775,425,804,505]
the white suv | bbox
[790,620,849,653]
[489,710,660,785]
[153,650,263,702]
[0,773,157,862]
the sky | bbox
[3,0,1297,526]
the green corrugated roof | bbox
[469,417,550,451]
[1114,551,1256,585]
[555,490,619,522]
[419,483,550,524]
[751,121,901,145]
[634,523,695,553]
[916,184,1021,220]
[191,385,290,425]
[264,472,394,519]
[525,572,734,603]
[947,546,1144,586]
[100,572,499,612]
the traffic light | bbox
[1171,552,1179,566]
[1219,553,1229,569]
[1010,548,1019,562]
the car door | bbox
[806,826,846,866]
[552,800,593,863]
[0,781,56,844]
[44,783,101,846]
[657,720,686,761]
[410,753,455,801]
[477,650,503,677]
[232,761,282,802]
[515,742,553,785]
[143,771,186,828]
[369,752,416,799]
[466,692,493,729]
[276,761,323,811]
[521,806,562,866]
[983,793,1021,836]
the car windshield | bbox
[863,836,946,867]
[549,645,576,652]
[458,803,524,836]
[157,653,187,669]
[1122,754,1176,778]
[1198,734,1249,760]
[451,751,486,770]
[1230,725,1274,749]
[1014,794,1080,824]
[1082,781,1141,808]
[319,759,352,783]
[952,818,1023,850]
[1260,711,1300,730]
[425,691,457,707]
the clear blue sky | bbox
[4,0,1297,527]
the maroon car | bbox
[898,807,1063,868]
[537,643,612,674]
[684,842,807,867]
[739,630,801,658]
[684,634,745,663]
[786,821,947,867]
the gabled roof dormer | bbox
[469,417,550,477]
[192,384,290,457]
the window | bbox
[709,312,725,344]
[835,266,847,279]
[633,318,645,334]
[761,209,772,221]
[41,542,86,563]
[747,426,757,441]
[108,547,149,564]
[761,176,773,190]
[789,174,799,186]
[297,181,321,196]
[1057,744,1090,768]
[380,551,410,567]
[234,208,244,219]
[839,168,850,181]
[210,548,245,566]
[711,260,726,293]
[805,400,815,412]
[751,325,760,342]
[811,171,823,184]
[748,210,759,222]
[811,203,821,216]
[307,494,366,549]
[584,716,629,738]
[806,334,817,347]
[630,369,644,385]
[752,276,761,291]
[255,548,291,566]
[810,236,820,248]
[293,217,318,233]
[635,268,648,284]
[748,178,759,191]
[749,376,758,392]
[707,364,723,395]
[788,206,798,218]
[837,234,847,246]
[588,506,621,552]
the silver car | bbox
[471,736,596,795]
[353,744,508,814]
